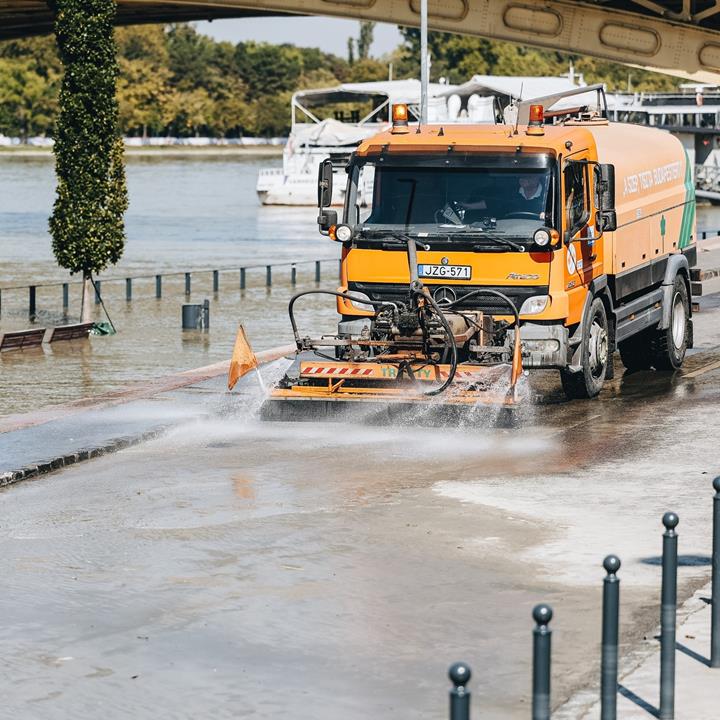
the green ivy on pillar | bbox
[49,0,128,316]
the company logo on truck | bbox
[623,161,681,196]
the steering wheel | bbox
[503,211,541,219]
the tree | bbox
[49,0,128,322]
[357,21,375,61]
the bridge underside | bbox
[5,1,720,83]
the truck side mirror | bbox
[597,163,617,232]
[317,158,333,209]
[317,158,336,233]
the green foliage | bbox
[358,21,375,61]
[49,0,128,277]
[0,22,684,141]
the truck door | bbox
[563,157,601,293]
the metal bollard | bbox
[601,555,621,720]
[712,477,720,668]
[240,267,246,290]
[659,511,679,720]
[448,662,471,720]
[532,604,553,720]
[29,285,36,318]
[213,270,219,293]
[315,260,321,282]
[94,280,101,304]
[291,264,297,285]
[185,272,191,295]
[155,274,162,298]
[266,265,272,287]
[703,231,707,240]
[62,283,69,311]
[126,278,132,301]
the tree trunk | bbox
[80,270,93,323]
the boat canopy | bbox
[291,80,453,127]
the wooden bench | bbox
[44,322,95,343]
[0,328,47,352]
[0,322,94,352]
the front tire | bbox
[560,297,609,399]
[650,275,690,370]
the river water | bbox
[0,152,338,415]
[2,152,720,417]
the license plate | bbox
[417,264,471,280]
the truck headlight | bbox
[335,224,353,243]
[347,292,374,312]
[519,295,549,316]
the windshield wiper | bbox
[465,233,526,252]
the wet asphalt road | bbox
[2,297,720,719]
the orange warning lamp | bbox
[391,103,410,134]
[526,104,545,136]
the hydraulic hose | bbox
[411,284,458,397]
[288,289,398,349]
[445,289,520,329]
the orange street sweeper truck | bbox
[233,85,698,419]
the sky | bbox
[195,17,404,57]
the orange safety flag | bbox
[510,326,523,388]
[228,325,258,390]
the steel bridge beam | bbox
[4,1,720,83]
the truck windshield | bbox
[351,161,554,239]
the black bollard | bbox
[155,274,162,299]
[448,662,471,720]
[185,272,191,295]
[601,555,621,720]
[266,265,272,287]
[62,283,69,311]
[126,278,132,301]
[213,270,219,293]
[240,267,246,290]
[291,264,297,286]
[315,260,321,282]
[659,512,679,720]
[712,477,720,668]
[532,604,553,720]
[28,285,36,319]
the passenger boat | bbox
[607,85,720,201]
[256,76,581,207]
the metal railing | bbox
[0,257,341,319]
[444,476,720,720]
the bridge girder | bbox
[4,1,720,83]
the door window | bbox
[564,162,588,236]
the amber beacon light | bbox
[526,104,545,136]
[391,103,410,134]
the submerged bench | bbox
[0,322,94,352]
[44,322,95,343]
[0,328,46,351]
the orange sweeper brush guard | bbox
[247,236,525,423]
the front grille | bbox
[348,282,548,315]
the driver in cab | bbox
[455,174,546,222]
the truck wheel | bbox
[618,329,653,371]
[560,297,609,399]
[651,275,689,370]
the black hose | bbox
[288,290,397,348]
[412,286,458,397]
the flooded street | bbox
[3,152,720,718]
[0,153,336,415]
[2,345,720,719]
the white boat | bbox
[256,80,452,206]
[256,75,583,206]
